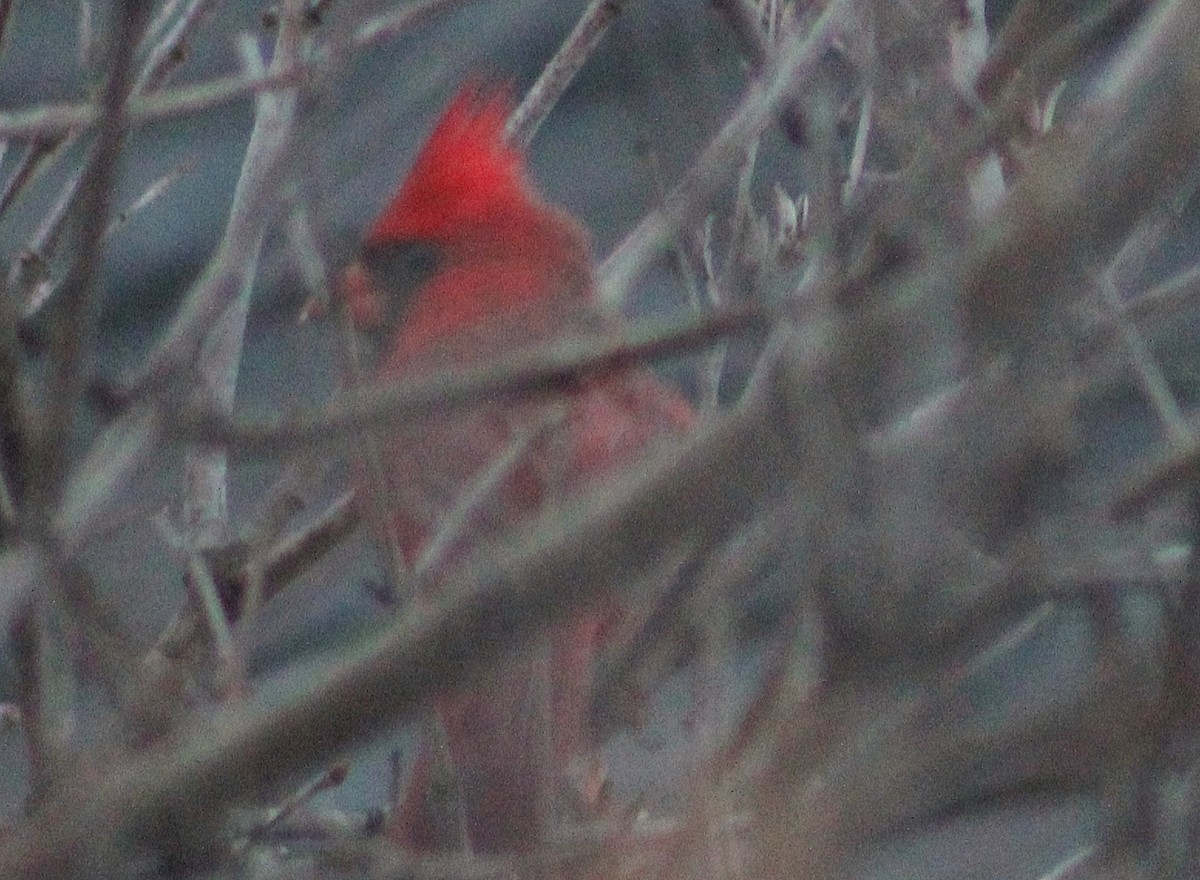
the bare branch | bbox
[182,2,308,536]
[599,0,854,308]
[506,0,634,149]
[25,1,150,523]
[0,0,485,144]
[134,0,220,95]
[0,333,819,877]
[170,306,776,454]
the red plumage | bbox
[339,84,694,854]
[367,86,525,246]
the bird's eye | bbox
[351,240,443,352]
[360,240,442,300]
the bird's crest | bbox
[369,84,527,245]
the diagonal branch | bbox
[24,2,150,523]
[170,306,776,454]
[598,0,854,308]
[506,0,636,149]
[0,329,820,878]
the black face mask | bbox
[352,239,443,359]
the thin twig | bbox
[11,0,220,324]
[149,488,360,668]
[337,316,412,606]
[285,203,335,307]
[506,0,634,149]
[19,158,196,323]
[1122,263,1200,328]
[77,1,98,74]
[414,411,564,579]
[1111,427,1200,519]
[170,306,776,454]
[7,159,84,304]
[841,85,872,204]
[599,0,853,308]
[635,141,716,401]
[25,2,149,522]
[245,763,350,840]
[140,0,186,52]
[1100,273,1190,447]
[113,1,482,400]
[259,489,358,593]
[0,0,16,56]
[183,7,307,536]
[0,140,60,226]
[0,0,483,143]
[0,65,309,141]
[105,156,196,235]
[186,551,236,665]
[134,0,220,95]
[353,0,481,46]
[0,331,819,878]
[54,405,162,556]
[710,0,809,144]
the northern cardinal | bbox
[338,85,695,854]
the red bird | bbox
[339,85,695,853]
